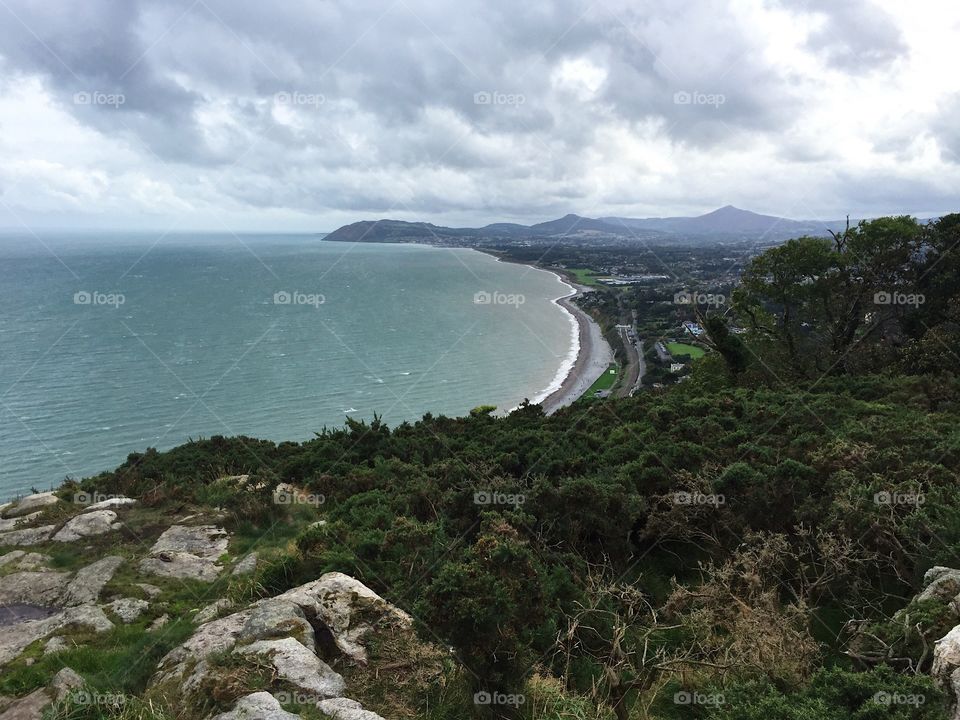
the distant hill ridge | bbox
[324,206,847,243]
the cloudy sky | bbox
[0,0,957,232]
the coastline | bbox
[459,247,613,413]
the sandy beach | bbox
[540,285,614,414]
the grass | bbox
[566,268,601,286]
[582,364,619,398]
[666,342,706,359]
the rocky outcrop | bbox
[317,697,388,720]
[0,667,83,720]
[934,625,960,719]
[0,605,113,666]
[105,597,150,623]
[83,497,136,512]
[60,556,124,606]
[211,692,300,720]
[232,552,257,576]
[52,509,122,542]
[0,525,55,546]
[139,525,228,582]
[1,492,59,519]
[150,572,415,718]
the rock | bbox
[151,610,254,691]
[316,697,387,720]
[0,525,55,546]
[934,625,960,719]
[43,636,69,655]
[0,552,50,571]
[0,666,84,720]
[0,688,50,720]
[0,605,112,666]
[195,598,232,624]
[149,614,169,631]
[136,583,163,599]
[919,567,960,604]
[235,637,345,697]
[0,512,43,532]
[232,553,257,576]
[139,525,228,582]
[52,510,121,542]
[50,667,84,700]
[2,492,59,519]
[241,600,313,648]
[61,556,124,606]
[0,571,70,606]
[105,597,150,623]
[0,550,26,567]
[211,692,301,720]
[83,497,137,512]
[275,572,413,664]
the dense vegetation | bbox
[76,215,960,718]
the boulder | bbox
[0,552,50,571]
[195,598,232,624]
[43,636,69,655]
[919,567,960,604]
[232,553,258,576]
[211,692,300,720]
[0,571,70,606]
[0,605,112,666]
[0,512,43,532]
[274,572,413,664]
[934,625,960,720]
[51,510,122,542]
[60,556,124,607]
[83,497,136,512]
[136,583,163,599]
[139,525,228,582]
[0,667,83,720]
[2,493,59,519]
[235,637,345,697]
[316,697,387,720]
[0,525,55,546]
[149,614,170,631]
[105,597,150,623]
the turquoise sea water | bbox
[0,234,575,498]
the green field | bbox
[667,342,706,359]
[567,268,601,286]
[584,363,619,396]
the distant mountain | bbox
[323,206,847,244]
[601,205,843,236]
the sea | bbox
[0,233,577,499]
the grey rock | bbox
[2,493,59,519]
[52,510,121,542]
[139,525,228,582]
[211,692,301,720]
[316,698,387,720]
[235,637,345,697]
[0,525,55,546]
[0,605,112,666]
[83,497,137,512]
[232,552,257,576]
[50,667,84,700]
[195,598,232,624]
[0,552,50,571]
[0,571,70,606]
[61,556,124,607]
[0,512,43,532]
[0,550,26,567]
[149,613,169,631]
[241,600,313,648]
[919,567,960,604]
[0,688,50,720]
[275,572,413,663]
[934,625,960,720]
[105,597,150,623]
[43,636,69,655]
[151,609,254,691]
[136,583,163,599]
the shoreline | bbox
[461,247,613,413]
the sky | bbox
[0,0,958,232]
